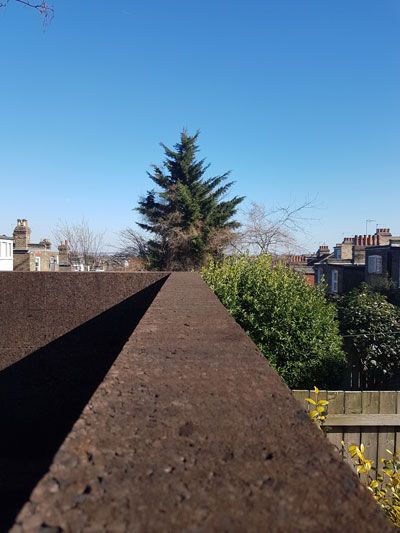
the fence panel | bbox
[327,390,345,452]
[293,390,400,476]
[361,391,379,478]
[377,392,397,475]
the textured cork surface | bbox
[0,272,168,530]
[0,272,167,370]
[3,272,390,532]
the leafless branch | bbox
[233,199,316,256]
[118,228,150,260]
[0,0,54,25]
[53,219,106,269]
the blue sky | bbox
[0,0,399,252]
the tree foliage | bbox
[337,284,400,388]
[201,255,345,388]
[137,130,243,270]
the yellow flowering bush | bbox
[305,389,400,528]
[305,386,329,431]
[356,447,400,527]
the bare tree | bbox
[118,228,150,261]
[0,0,54,24]
[231,200,315,256]
[119,200,315,267]
[53,219,106,270]
[110,228,151,269]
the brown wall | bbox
[0,272,167,371]
[0,272,390,532]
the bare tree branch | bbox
[118,228,150,260]
[0,0,54,25]
[232,199,316,256]
[53,219,106,270]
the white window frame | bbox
[368,255,383,274]
[35,256,41,272]
[331,269,338,293]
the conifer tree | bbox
[137,130,243,270]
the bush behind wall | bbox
[202,255,346,389]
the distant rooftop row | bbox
[0,219,140,273]
[1,220,399,295]
[285,227,400,295]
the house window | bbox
[35,257,41,272]
[368,255,383,274]
[316,268,323,285]
[8,243,12,257]
[331,270,338,293]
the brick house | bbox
[365,236,400,293]
[280,254,316,286]
[313,229,396,295]
[13,219,60,272]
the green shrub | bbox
[201,255,345,388]
[337,284,400,388]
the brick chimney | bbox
[58,240,70,264]
[317,245,330,258]
[352,234,368,264]
[13,219,31,250]
[341,237,353,260]
[289,255,307,264]
[39,239,51,250]
[375,228,392,245]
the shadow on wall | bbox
[0,276,167,531]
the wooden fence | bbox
[293,390,400,476]
[340,349,400,391]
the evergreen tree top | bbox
[136,129,244,270]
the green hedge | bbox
[202,255,345,388]
[338,284,400,388]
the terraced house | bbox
[12,219,60,272]
[313,228,398,294]
[365,236,400,292]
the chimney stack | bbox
[13,218,31,250]
[375,228,391,245]
[317,245,330,257]
[58,240,70,264]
